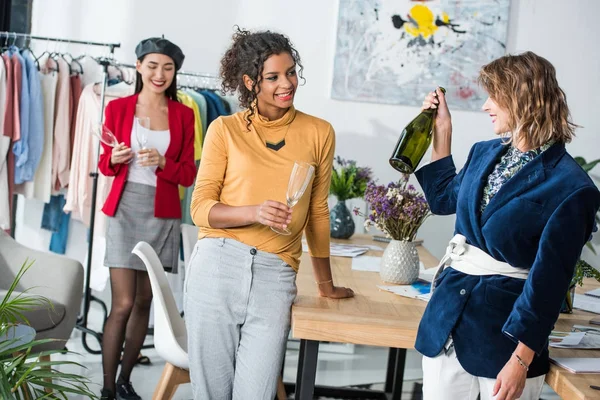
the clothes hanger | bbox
[1,32,16,52]
[34,37,53,69]
[56,42,73,75]
[61,40,83,75]
[65,53,84,74]
[20,36,41,69]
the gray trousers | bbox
[184,238,297,400]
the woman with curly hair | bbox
[415,52,600,400]
[184,28,354,399]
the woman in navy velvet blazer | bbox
[415,52,600,400]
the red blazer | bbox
[98,94,196,219]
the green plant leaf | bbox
[1,259,97,399]
[27,379,97,397]
[574,156,587,167]
[582,158,600,173]
[0,339,59,358]
[587,241,598,255]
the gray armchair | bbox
[0,230,84,352]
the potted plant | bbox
[0,260,96,399]
[329,156,373,239]
[355,174,430,284]
[562,156,600,313]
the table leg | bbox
[385,348,398,393]
[294,339,319,400]
[390,348,407,400]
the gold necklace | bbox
[254,123,291,151]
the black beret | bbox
[135,37,185,71]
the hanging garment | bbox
[187,89,207,138]
[180,160,199,226]
[198,90,219,126]
[51,57,71,191]
[10,47,29,182]
[0,55,9,230]
[177,90,203,160]
[200,90,228,122]
[79,56,104,87]
[69,73,82,163]
[31,60,58,203]
[220,94,239,115]
[14,50,44,195]
[2,51,22,232]
[41,194,70,255]
[64,82,133,234]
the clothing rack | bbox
[0,31,119,53]
[116,62,221,89]
[116,62,219,78]
[1,31,121,355]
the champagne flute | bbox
[91,124,119,147]
[271,161,315,236]
[135,116,150,165]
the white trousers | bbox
[422,349,545,400]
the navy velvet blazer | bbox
[414,139,600,378]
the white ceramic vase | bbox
[380,240,419,284]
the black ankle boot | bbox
[100,388,116,400]
[116,380,142,400]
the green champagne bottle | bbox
[389,87,446,174]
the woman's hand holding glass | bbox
[137,148,166,169]
[271,161,315,235]
[110,143,133,166]
[254,200,292,231]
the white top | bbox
[128,119,171,187]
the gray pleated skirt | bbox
[105,181,180,273]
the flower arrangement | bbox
[330,156,373,201]
[354,174,430,242]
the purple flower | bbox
[358,178,430,241]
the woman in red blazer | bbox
[98,37,195,400]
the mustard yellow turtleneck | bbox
[190,106,335,271]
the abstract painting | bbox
[331,0,511,111]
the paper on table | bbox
[351,258,430,277]
[564,325,600,349]
[378,280,431,302]
[302,241,368,258]
[549,331,586,348]
[550,357,600,374]
[351,256,382,272]
[574,293,600,314]
[364,244,385,251]
[419,265,438,283]
[585,288,600,299]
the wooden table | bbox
[291,235,437,400]
[548,279,600,400]
[291,235,600,399]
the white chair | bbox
[133,242,190,400]
[180,223,199,310]
[180,223,198,274]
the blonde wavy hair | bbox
[478,51,577,148]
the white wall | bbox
[23,0,600,265]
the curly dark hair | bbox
[220,26,305,128]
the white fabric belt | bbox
[432,234,530,290]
